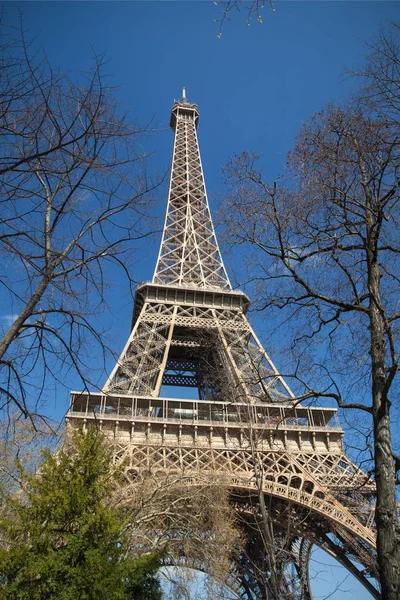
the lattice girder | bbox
[233,497,380,600]
[153,99,230,290]
[104,297,294,402]
[105,436,378,598]
[112,443,375,548]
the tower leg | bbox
[233,521,313,600]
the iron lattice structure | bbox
[67,93,380,599]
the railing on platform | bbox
[67,392,342,431]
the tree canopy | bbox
[0,427,163,599]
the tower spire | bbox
[153,96,230,290]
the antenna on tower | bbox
[182,87,187,102]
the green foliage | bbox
[0,427,162,599]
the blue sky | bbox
[6,0,397,367]
[3,2,399,597]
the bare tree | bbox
[213,0,275,37]
[112,469,243,598]
[352,22,400,123]
[221,27,400,598]
[0,21,159,421]
[0,410,59,498]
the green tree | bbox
[0,427,163,599]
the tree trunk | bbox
[369,257,400,599]
[0,275,50,361]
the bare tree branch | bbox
[0,21,161,422]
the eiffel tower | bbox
[67,91,379,599]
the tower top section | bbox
[153,93,230,290]
[170,88,200,130]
